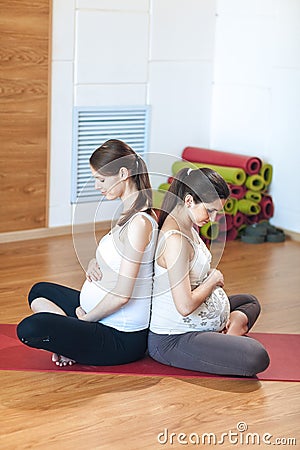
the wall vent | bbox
[71,106,150,203]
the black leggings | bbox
[17,282,148,365]
[148,294,270,377]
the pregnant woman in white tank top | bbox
[17,139,158,367]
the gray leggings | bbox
[148,294,270,377]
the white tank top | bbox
[150,229,230,334]
[80,212,158,332]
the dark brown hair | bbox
[158,167,230,228]
[90,139,152,226]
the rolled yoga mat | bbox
[245,174,265,191]
[228,184,247,200]
[158,183,171,191]
[225,214,234,231]
[259,163,273,187]
[224,197,238,215]
[226,226,238,241]
[200,221,219,240]
[258,195,274,220]
[232,211,245,228]
[152,189,166,209]
[245,214,259,225]
[216,214,233,232]
[172,161,246,186]
[245,190,262,203]
[182,147,262,175]
[238,199,261,215]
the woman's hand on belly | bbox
[86,258,103,282]
[76,306,87,320]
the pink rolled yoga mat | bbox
[182,147,262,176]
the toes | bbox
[52,353,59,362]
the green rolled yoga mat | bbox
[224,197,238,215]
[259,163,273,186]
[200,221,219,240]
[245,190,262,203]
[152,189,166,209]
[245,174,265,191]
[172,161,246,186]
[238,199,261,215]
[157,183,171,191]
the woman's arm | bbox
[78,214,154,322]
[164,234,224,317]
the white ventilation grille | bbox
[71,106,150,203]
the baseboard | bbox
[283,228,300,242]
[1,223,299,244]
[0,221,112,243]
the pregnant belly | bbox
[79,279,106,314]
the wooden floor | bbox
[0,233,299,449]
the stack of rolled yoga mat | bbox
[154,147,275,243]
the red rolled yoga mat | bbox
[259,195,274,220]
[232,212,245,228]
[226,227,238,241]
[0,324,299,382]
[229,184,247,200]
[182,147,262,176]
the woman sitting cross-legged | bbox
[17,139,158,367]
[148,167,270,377]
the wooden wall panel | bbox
[0,0,50,232]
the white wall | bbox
[211,0,300,232]
[49,0,216,227]
[49,0,300,233]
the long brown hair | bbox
[90,139,152,226]
[158,167,230,228]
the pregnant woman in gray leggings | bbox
[148,167,269,377]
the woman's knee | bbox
[17,313,50,347]
[244,339,270,376]
[247,294,261,314]
[28,282,49,306]
[28,282,45,305]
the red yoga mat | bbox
[0,325,299,382]
[182,147,262,176]
[216,214,232,233]
[232,211,246,228]
[229,184,247,200]
[245,214,259,225]
[259,195,274,220]
[226,227,238,241]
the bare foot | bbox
[52,353,76,367]
[222,311,249,336]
